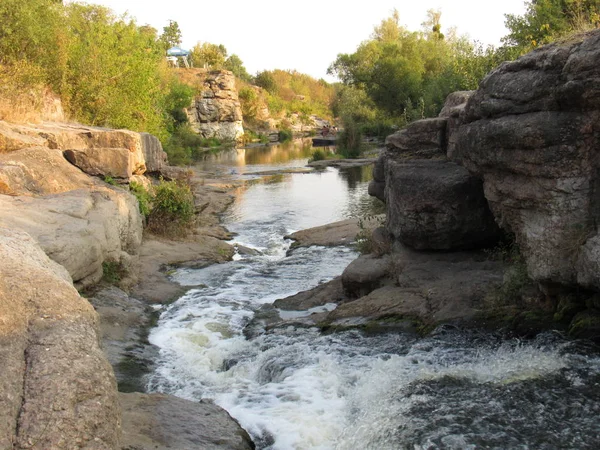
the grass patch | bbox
[102,261,123,284]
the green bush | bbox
[278,128,293,142]
[102,261,123,284]
[163,125,223,165]
[147,179,195,236]
[309,149,326,162]
[129,181,152,219]
[337,120,363,159]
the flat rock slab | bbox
[307,158,376,169]
[286,219,360,249]
[120,392,255,450]
[286,216,384,250]
[329,246,504,325]
[274,277,347,311]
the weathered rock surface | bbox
[274,277,347,310]
[88,286,156,393]
[385,159,501,250]
[0,146,99,195]
[329,246,503,325]
[140,132,167,173]
[342,254,391,298]
[439,90,474,162]
[0,120,168,179]
[0,227,119,449]
[64,146,141,179]
[456,29,600,288]
[186,70,245,142]
[0,187,143,288]
[385,117,447,160]
[120,393,255,450]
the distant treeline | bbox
[328,1,600,139]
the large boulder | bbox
[186,70,245,142]
[456,29,600,288]
[342,254,391,298]
[0,146,99,196]
[0,188,143,288]
[64,146,141,179]
[141,132,167,173]
[0,120,172,179]
[0,227,120,449]
[385,159,500,250]
[384,117,447,160]
[120,393,255,450]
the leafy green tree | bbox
[503,0,600,52]
[254,70,278,94]
[160,20,182,50]
[190,42,227,69]
[64,3,166,136]
[224,54,251,81]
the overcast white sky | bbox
[78,0,527,80]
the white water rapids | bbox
[147,145,600,449]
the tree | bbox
[254,70,277,94]
[503,0,600,52]
[224,54,251,81]
[190,42,227,69]
[160,20,182,50]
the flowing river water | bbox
[147,140,600,449]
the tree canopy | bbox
[503,0,600,52]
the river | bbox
[147,140,600,449]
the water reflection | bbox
[196,139,315,173]
[338,165,373,189]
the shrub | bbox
[102,261,123,284]
[278,128,293,142]
[309,149,326,162]
[147,179,195,236]
[129,181,152,219]
[337,120,363,159]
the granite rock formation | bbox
[186,70,245,142]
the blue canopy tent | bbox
[166,47,190,68]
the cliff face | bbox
[456,31,600,290]
[0,227,120,449]
[373,29,600,304]
[184,69,245,142]
[0,107,158,447]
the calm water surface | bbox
[148,140,600,449]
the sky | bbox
[77,0,528,81]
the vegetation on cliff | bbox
[329,2,600,141]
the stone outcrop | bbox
[369,28,600,305]
[371,90,500,251]
[0,121,167,180]
[0,188,142,289]
[185,70,245,142]
[0,227,120,449]
[455,29,600,289]
[385,160,500,250]
[120,393,255,450]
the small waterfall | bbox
[148,144,600,449]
